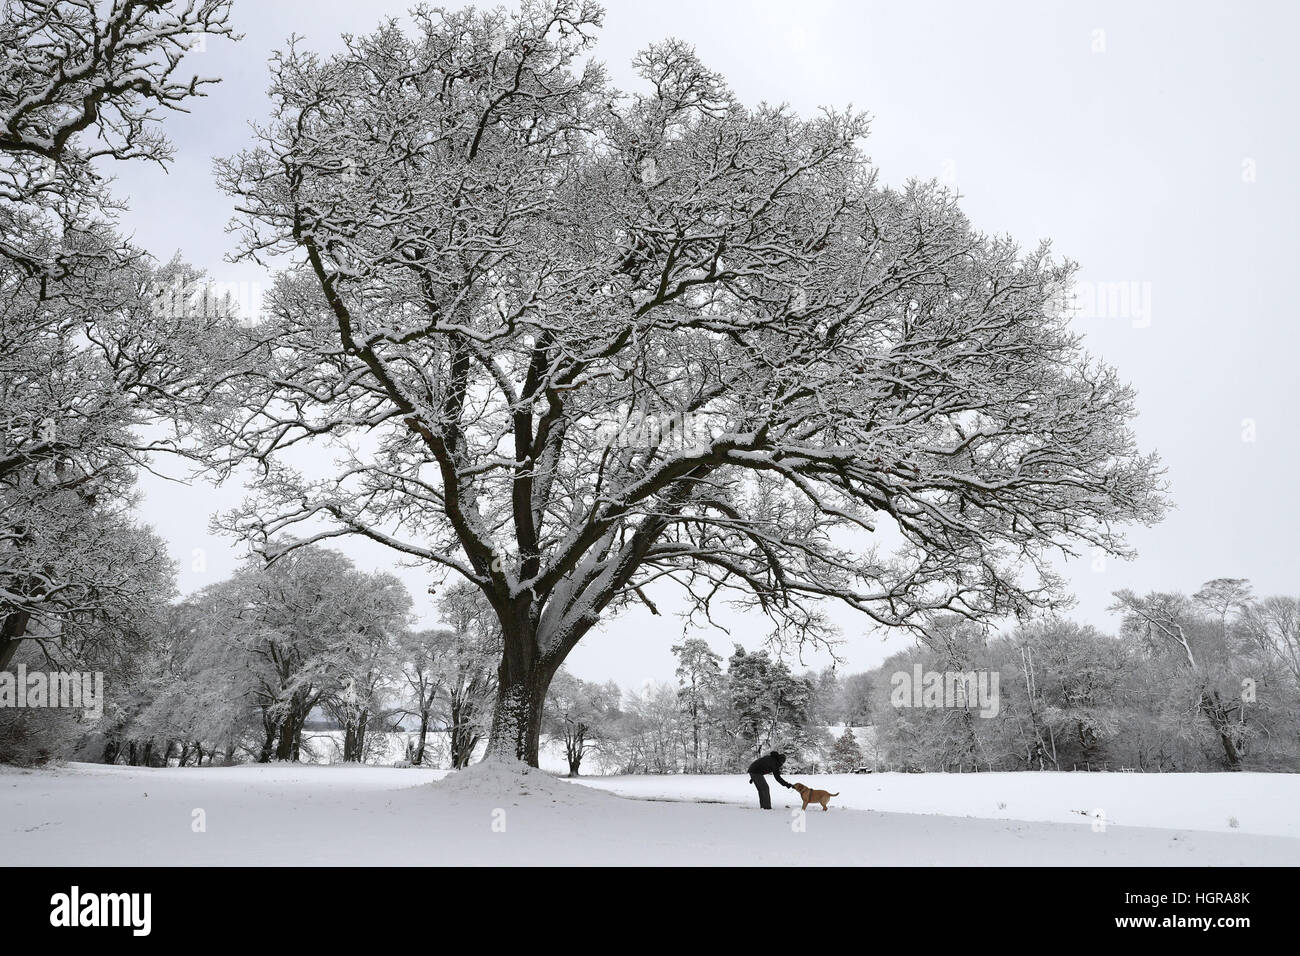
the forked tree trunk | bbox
[567,738,583,777]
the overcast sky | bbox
[114,0,1300,687]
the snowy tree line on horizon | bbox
[574,577,1300,775]
[4,536,1297,775]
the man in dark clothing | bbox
[747,751,793,809]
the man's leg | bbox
[753,773,771,809]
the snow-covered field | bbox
[3,762,1297,866]
[567,771,1300,839]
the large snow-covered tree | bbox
[1,0,234,279]
[0,253,242,671]
[212,1,1165,765]
[0,0,236,670]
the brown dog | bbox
[792,782,839,812]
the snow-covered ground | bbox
[3,762,1297,866]
[567,771,1300,839]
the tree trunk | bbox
[0,610,31,671]
[355,711,368,761]
[413,712,429,765]
[1218,730,1241,767]
[1199,690,1242,769]
[567,740,582,777]
[342,713,368,763]
[258,707,277,762]
[273,719,293,761]
[691,709,700,773]
[487,669,551,766]
[486,616,562,767]
[275,709,305,761]
[342,723,357,762]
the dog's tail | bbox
[829,792,840,797]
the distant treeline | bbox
[3,553,1295,774]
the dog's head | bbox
[792,782,809,795]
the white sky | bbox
[116,0,1300,687]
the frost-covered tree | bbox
[828,725,863,772]
[320,589,411,763]
[671,637,722,771]
[724,645,813,761]
[1,0,237,671]
[97,599,235,766]
[211,1,1165,764]
[1111,587,1249,768]
[1004,617,1126,770]
[543,667,618,775]
[836,672,875,727]
[606,681,684,773]
[0,254,240,672]
[1,0,234,278]
[434,582,501,767]
[1239,595,1300,695]
[170,547,411,763]
[395,627,449,766]
[394,587,500,769]
[805,666,841,726]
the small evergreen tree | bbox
[829,727,864,772]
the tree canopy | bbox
[202,0,1165,762]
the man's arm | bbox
[773,770,792,788]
